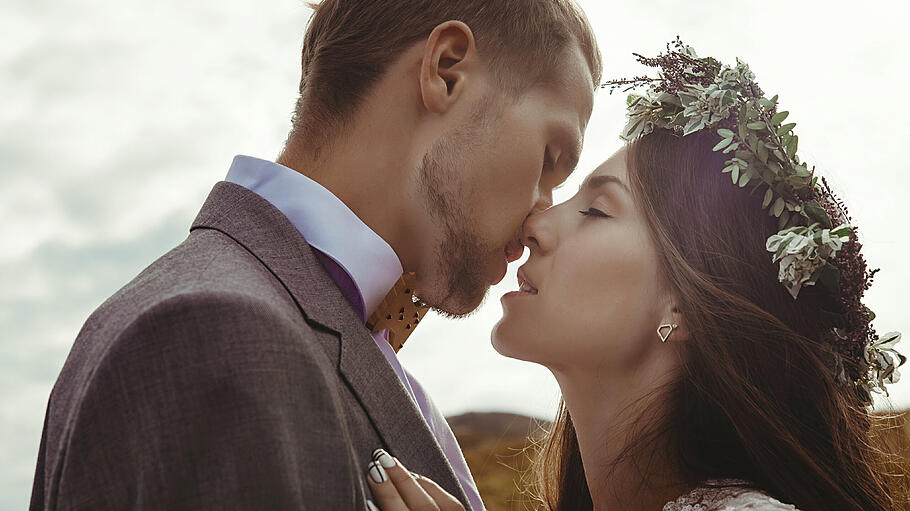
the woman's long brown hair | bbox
[529,128,900,510]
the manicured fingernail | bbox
[368,461,388,483]
[366,500,379,511]
[372,448,396,469]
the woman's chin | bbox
[491,321,539,363]
[490,321,518,358]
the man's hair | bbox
[289,0,602,155]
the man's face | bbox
[414,44,595,317]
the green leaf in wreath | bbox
[777,122,797,136]
[735,150,752,161]
[803,201,832,229]
[717,128,735,139]
[771,111,789,125]
[679,91,698,107]
[756,143,769,164]
[778,209,791,229]
[772,197,785,217]
[713,137,733,151]
[762,188,774,208]
[748,133,760,150]
[830,225,853,237]
[738,172,750,187]
[785,135,798,157]
[738,117,749,141]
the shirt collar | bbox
[224,155,403,319]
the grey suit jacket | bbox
[29,182,469,510]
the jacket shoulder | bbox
[56,227,316,402]
[47,289,355,509]
[97,227,299,322]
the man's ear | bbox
[419,21,477,114]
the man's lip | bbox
[504,240,524,263]
[493,256,507,285]
[494,240,524,286]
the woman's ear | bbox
[659,300,690,344]
[419,21,477,114]
[669,305,690,343]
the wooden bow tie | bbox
[366,272,430,353]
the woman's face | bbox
[492,147,680,377]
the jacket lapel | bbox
[190,182,469,504]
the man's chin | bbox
[427,286,490,319]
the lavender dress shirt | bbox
[225,155,484,511]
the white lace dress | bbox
[662,480,800,511]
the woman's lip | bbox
[501,290,537,301]
[516,268,539,293]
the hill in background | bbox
[448,412,547,511]
[449,411,910,511]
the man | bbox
[30,1,600,509]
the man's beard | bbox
[416,130,496,318]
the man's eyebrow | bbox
[579,174,630,194]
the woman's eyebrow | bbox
[579,174,630,194]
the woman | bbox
[364,41,905,510]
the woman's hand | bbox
[366,448,465,511]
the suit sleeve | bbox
[52,292,364,510]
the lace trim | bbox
[662,480,799,511]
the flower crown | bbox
[603,38,904,403]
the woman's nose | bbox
[520,205,555,254]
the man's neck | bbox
[276,132,419,276]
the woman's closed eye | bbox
[579,207,611,218]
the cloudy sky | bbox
[2,0,907,507]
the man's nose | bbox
[536,191,554,211]
[520,206,552,254]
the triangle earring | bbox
[657,323,678,343]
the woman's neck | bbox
[552,367,690,511]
